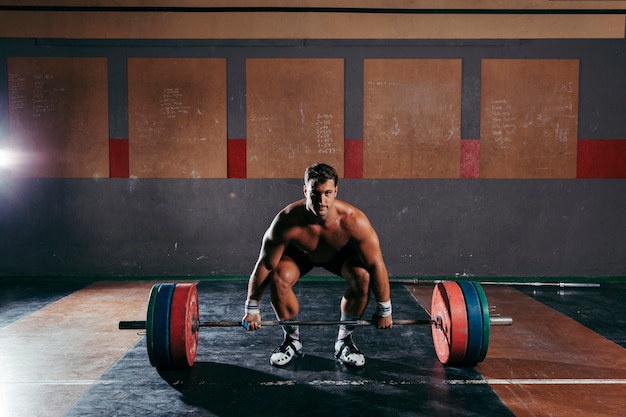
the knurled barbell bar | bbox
[118,281,512,369]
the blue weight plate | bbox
[473,282,491,363]
[152,283,176,369]
[458,281,483,366]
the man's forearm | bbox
[370,264,391,302]
[247,264,271,302]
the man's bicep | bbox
[259,219,291,270]
[358,235,384,269]
[352,218,384,268]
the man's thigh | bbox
[282,244,314,277]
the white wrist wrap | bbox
[376,300,392,318]
[245,299,260,315]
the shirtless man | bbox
[242,163,393,367]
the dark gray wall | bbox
[1,178,624,278]
[1,38,626,279]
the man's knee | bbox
[270,260,300,294]
[354,269,371,295]
[343,265,371,296]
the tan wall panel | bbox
[7,57,109,178]
[0,1,624,10]
[480,59,579,179]
[363,59,462,179]
[0,11,623,39]
[246,58,344,178]
[128,58,227,178]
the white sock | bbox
[282,324,300,341]
[337,313,359,340]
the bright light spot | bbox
[0,149,23,169]
[0,149,17,169]
[0,146,35,173]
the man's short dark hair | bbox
[304,163,338,186]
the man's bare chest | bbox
[290,225,350,256]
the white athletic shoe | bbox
[269,337,303,366]
[334,334,365,367]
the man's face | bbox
[304,179,337,217]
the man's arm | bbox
[347,212,393,329]
[242,213,287,331]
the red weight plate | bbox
[431,282,469,365]
[431,282,452,364]
[169,283,199,368]
[443,281,469,365]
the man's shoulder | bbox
[273,200,308,227]
[265,201,306,242]
[335,200,371,230]
[280,200,307,217]
[335,199,365,218]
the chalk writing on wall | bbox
[7,57,109,178]
[363,59,462,178]
[8,72,66,117]
[8,73,27,110]
[486,98,517,149]
[127,58,227,178]
[480,59,579,178]
[316,113,336,155]
[160,87,191,119]
[246,58,344,178]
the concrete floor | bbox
[1,278,625,416]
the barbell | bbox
[118,281,512,369]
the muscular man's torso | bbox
[279,200,357,264]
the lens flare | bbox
[0,148,17,169]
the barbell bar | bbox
[119,317,512,330]
[390,278,600,288]
[118,281,512,369]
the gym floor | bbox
[1,278,626,417]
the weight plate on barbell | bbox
[152,283,176,369]
[431,281,469,365]
[473,282,491,362]
[141,281,494,369]
[431,282,451,363]
[169,283,199,368]
[146,284,161,367]
[458,281,483,366]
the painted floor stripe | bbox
[259,378,626,387]
[1,380,121,386]
[486,379,626,385]
[7,377,625,388]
